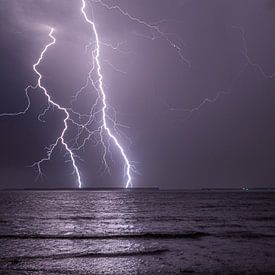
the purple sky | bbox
[0,0,275,189]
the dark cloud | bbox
[267,0,275,9]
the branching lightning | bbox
[74,0,192,187]
[232,25,275,80]
[0,0,138,188]
[87,1,239,123]
[0,85,32,118]
[0,28,83,188]
[91,0,190,67]
[30,28,82,188]
[1,0,194,188]
[167,25,275,121]
[80,0,133,188]
[169,90,229,122]
[2,2,273,189]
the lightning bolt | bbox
[7,3,269,189]
[0,86,32,118]
[1,0,193,188]
[91,0,190,66]
[233,25,275,79]
[169,90,229,121]
[80,0,133,188]
[0,28,83,188]
[167,24,275,121]
[30,28,82,188]
[88,0,239,124]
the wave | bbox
[251,217,275,221]
[219,231,275,239]
[2,231,274,240]
[0,231,209,240]
[0,248,169,262]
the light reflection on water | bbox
[0,191,275,274]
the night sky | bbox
[0,0,275,189]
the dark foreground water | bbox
[0,191,275,274]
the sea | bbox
[0,190,274,274]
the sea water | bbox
[0,190,274,274]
